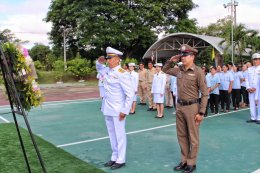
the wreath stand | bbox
[0,44,47,173]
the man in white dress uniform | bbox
[95,47,134,169]
[245,53,260,124]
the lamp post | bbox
[224,0,238,64]
[59,25,72,71]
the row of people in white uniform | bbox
[126,63,177,118]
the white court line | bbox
[252,168,260,173]
[57,123,176,148]
[57,108,249,148]
[0,98,101,111]
[0,116,10,123]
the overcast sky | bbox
[0,0,259,49]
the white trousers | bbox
[99,86,105,98]
[105,116,126,163]
[249,93,260,120]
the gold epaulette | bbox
[118,68,125,73]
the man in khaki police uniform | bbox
[146,61,157,111]
[138,62,147,105]
[162,44,208,173]
[96,47,134,170]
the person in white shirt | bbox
[170,72,177,114]
[128,63,139,114]
[206,66,220,114]
[151,63,166,118]
[245,53,260,124]
[231,64,243,110]
[96,56,106,98]
[96,47,134,170]
[219,64,234,112]
[240,64,249,106]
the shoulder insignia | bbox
[118,68,125,73]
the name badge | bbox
[188,73,195,76]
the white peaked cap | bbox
[106,47,123,56]
[154,63,163,67]
[128,63,135,66]
[252,53,260,59]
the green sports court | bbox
[0,98,260,173]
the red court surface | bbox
[0,85,100,106]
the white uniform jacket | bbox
[245,66,259,90]
[151,71,166,94]
[254,66,260,100]
[96,61,134,116]
[130,71,139,93]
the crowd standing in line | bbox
[96,45,260,172]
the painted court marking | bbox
[0,98,101,111]
[57,108,249,148]
[0,116,10,123]
[252,168,260,173]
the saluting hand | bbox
[119,112,126,121]
[194,114,203,126]
[170,55,181,62]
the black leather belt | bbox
[177,99,199,106]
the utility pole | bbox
[224,0,238,64]
[59,25,72,71]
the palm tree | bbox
[219,23,253,64]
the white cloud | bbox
[0,0,52,49]
[189,0,260,30]
[1,0,259,49]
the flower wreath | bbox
[1,43,43,111]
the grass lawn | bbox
[0,123,105,173]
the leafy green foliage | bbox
[198,17,260,64]
[67,54,94,80]
[53,60,65,81]
[34,60,45,70]
[45,0,197,60]
[0,29,28,44]
[121,57,138,66]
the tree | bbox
[198,17,258,64]
[67,54,94,80]
[0,29,28,44]
[45,0,197,60]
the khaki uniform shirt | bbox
[147,67,156,84]
[162,60,208,114]
[138,68,147,85]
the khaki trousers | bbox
[138,82,146,103]
[165,86,173,106]
[176,103,200,165]
[146,83,156,109]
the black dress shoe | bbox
[129,111,135,114]
[183,165,196,173]
[246,119,256,123]
[104,160,115,167]
[110,163,125,170]
[256,120,260,124]
[147,108,153,111]
[173,162,187,171]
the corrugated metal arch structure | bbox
[142,32,225,62]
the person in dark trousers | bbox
[206,66,220,114]
[219,64,234,112]
[162,44,208,173]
